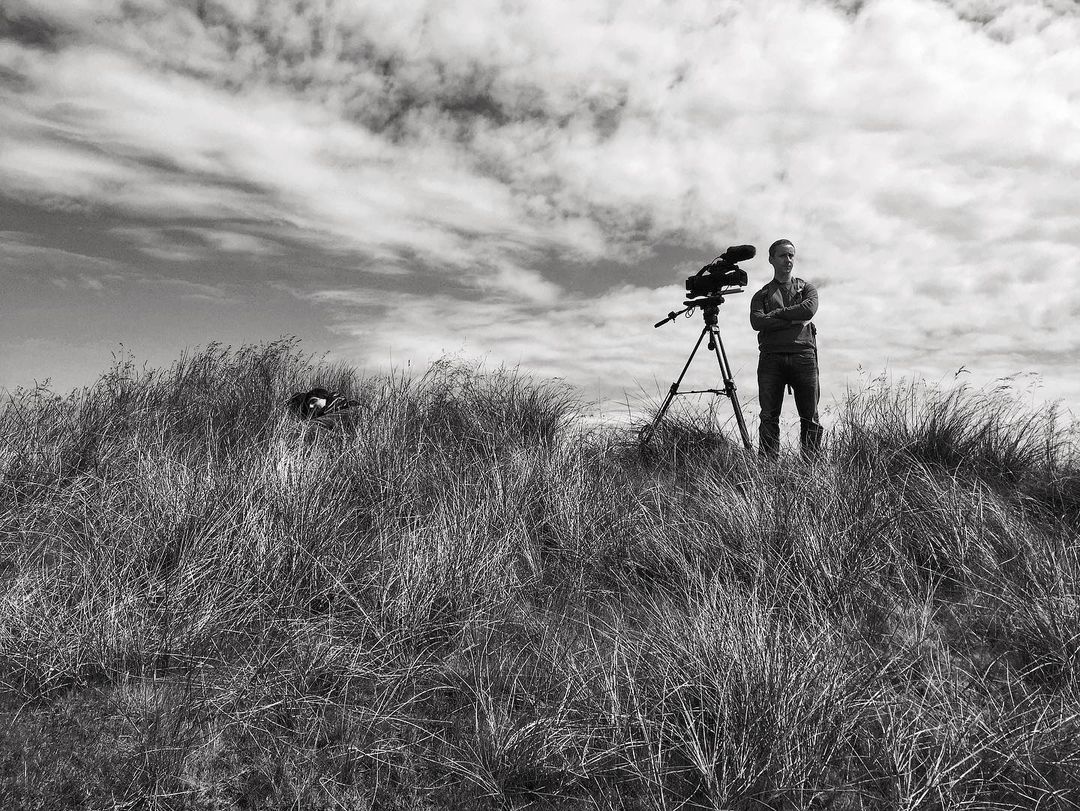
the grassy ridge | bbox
[0,340,1078,810]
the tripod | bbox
[640,292,752,449]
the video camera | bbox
[684,244,755,299]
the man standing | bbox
[749,239,823,459]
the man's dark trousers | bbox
[757,350,822,458]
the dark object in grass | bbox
[286,387,359,430]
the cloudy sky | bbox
[2,0,1078,430]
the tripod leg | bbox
[728,386,752,451]
[709,327,753,451]
[639,327,710,443]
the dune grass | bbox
[0,339,1078,810]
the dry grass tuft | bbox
[1,341,1078,809]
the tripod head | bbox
[653,288,744,329]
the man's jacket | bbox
[749,277,818,354]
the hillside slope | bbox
[1,341,1078,810]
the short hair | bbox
[768,239,795,258]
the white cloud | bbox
[2,0,1080,415]
[0,233,127,277]
[109,225,283,261]
[134,275,233,302]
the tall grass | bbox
[1,340,1078,809]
